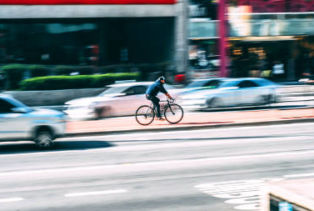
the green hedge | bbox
[19,72,140,90]
[2,64,26,90]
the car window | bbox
[255,79,276,86]
[124,87,136,95]
[204,80,222,88]
[0,99,15,113]
[133,86,147,95]
[98,86,128,96]
[219,80,240,88]
[239,80,259,88]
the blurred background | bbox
[0,0,313,111]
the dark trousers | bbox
[147,95,161,118]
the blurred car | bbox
[179,78,279,109]
[179,78,225,95]
[65,82,177,120]
[0,94,66,148]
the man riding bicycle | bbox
[146,76,173,120]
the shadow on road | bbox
[0,140,114,155]
[111,135,281,143]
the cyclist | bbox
[146,76,173,120]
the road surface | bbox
[0,122,314,210]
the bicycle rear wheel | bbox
[135,105,155,126]
[164,103,184,124]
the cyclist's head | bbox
[158,76,166,84]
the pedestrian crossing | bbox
[195,178,283,210]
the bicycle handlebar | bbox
[160,98,175,103]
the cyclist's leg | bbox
[150,96,161,118]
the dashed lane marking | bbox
[64,189,128,197]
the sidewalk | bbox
[66,107,314,136]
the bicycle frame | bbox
[150,99,173,115]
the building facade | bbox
[0,0,188,79]
[189,0,314,81]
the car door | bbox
[112,85,148,116]
[238,80,260,105]
[217,81,242,107]
[0,98,27,139]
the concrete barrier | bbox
[3,88,105,106]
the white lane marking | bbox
[64,189,128,197]
[1,150,314,178]
[195,178,282,211]
[0,197,24,203]
[284,172,314,178]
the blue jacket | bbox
[146,80,167,97]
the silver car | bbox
[0,94,66,148]
[179,78,278,109]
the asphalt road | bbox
[1,122,314,211]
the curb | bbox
[65,118,314,137]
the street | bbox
[0,122,314,211]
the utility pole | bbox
[218,0,228,77]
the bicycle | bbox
[135,99,184,125]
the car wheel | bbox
[207,98,222,109]
[34,129,54,149]
[258,95,274,105]
[94,107,104,120]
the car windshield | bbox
[98,86,128,96]
[5,97,33,112]
[186,80,222,89]
[255,79,277,86]
[219,80,240,88]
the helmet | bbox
[159,76,165,81]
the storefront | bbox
[228,35,314,81]
[0,18,174,66]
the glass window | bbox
[133,86,147,95]
[0,22,98,65]
[239,80,259,88]
[204,79,222,88]
[0,99,15,113]
[98,86,128,96]
[124,87,136,95]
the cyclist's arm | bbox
[160,85,173,99]
[165,93,173,100]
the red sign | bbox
[0,0,176,4]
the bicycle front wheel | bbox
[135,105,155,126]
[164,103,184,124]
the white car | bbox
[0,94,66,148]
[179,78,279,109]
[65,82,177,120]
